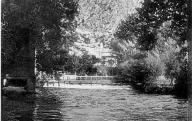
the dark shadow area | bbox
[5,79,27,87]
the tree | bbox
[2,0,78,75]
[114,0,190,98]
[36,49,71,74]
[187,0,192,119]
[114,0,188,71]
[115,0,188,50]
[75,54,99,75]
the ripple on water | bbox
[2,84,188,121]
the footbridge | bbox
[42,76,116,86]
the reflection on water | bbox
[2,84,188,121]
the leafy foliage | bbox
[75,54,99,75]
[77,0,140,33]
[164,49,188,97]
[113,0,189,97]
[114,0,188,51]
[116,52,162,84]
[36,49,99,75]
[1,0,78,72]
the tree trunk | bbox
[188,0,192,120]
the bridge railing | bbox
[44,76,115,82]
[76,76,114,80]
[41,76,115,87]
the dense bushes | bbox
[112,0,188,98]
[107,67,119,76]
[115,52,162,86]
[115,49,188,98]
[173,60,188,98]
[37,52,99,75]
[127,60,154,84]
[164,50,188,98]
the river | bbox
[2,84,188,121]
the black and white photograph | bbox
[1,0,191,120]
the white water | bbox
[43,83,131,90]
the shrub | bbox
[116,55,162,85]
[164,50,188,98]
[174,62,188,98]
[130,60,161,85]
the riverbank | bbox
[131,81,187,99]
[131,82,174,95]
[114,76,187,98]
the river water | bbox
[2,84,188,121]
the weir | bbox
[42,76,115,86]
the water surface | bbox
[2,84,188,121]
